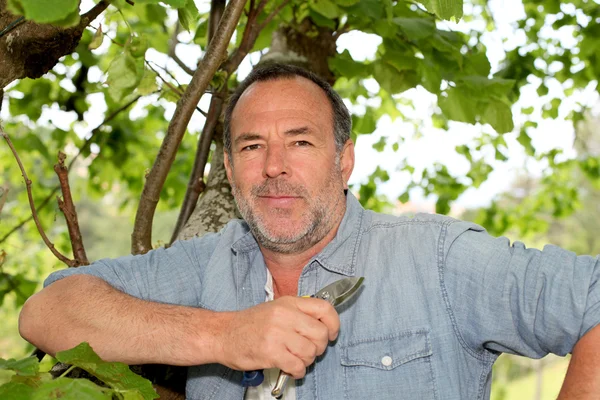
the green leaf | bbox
[352,109,377,135]
[385,50,418,72]
[417,0,463,20]
[398,191,409,203]
[458,76,515,97]
[309,9,337,29]
[0,382,35,399]
[137,69,158,95]
[372,61,419,94]
[335,0,360,6]
[0,356,39,376]
[521,106,534,115]
[10,0,78,24]
[438,88,477,124]
[153,0,187,8]
[178,0,199,32]
[392,17,435,40]
[518,127,535,156]
[51,8,80,27]
[89,26,104,50]
[372,137,386,152]
[32,378,111,400]
[466,51,491,76]
[481,99,514,133]
[107,51,140,102]
[129,36,149,58]
[56,343,159,400]
[328,50,369,79]
[309,0,341,18]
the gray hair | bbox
[223,63,352,158]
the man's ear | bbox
[224,151,233,184]
[340,139,355,190]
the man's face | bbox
[225,76,354,254]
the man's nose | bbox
[263,144,288,178]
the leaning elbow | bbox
[18,294,42,346]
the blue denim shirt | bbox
[45,193,600,399]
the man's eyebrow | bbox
[284,126,311,136]
[234,133,262,145]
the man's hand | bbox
[215,296,340,379]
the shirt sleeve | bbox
[443,223,600,359]
[43,234,220,306]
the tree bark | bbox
[0,0,109,88]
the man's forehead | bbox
[233,76,330,114]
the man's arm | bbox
[19,274,339,378]
[558,324,600,399]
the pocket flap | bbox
[340,329,432,370]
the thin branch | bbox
[146,61,185,97]
[54,152,89,266]
[131,0,246,255]
[151,62,185,91]
[223,0,290,74]
[168,24,195,76]
[0,189,59,245]
[79,0,111,28]
[0,126,75,267]
[146,62,208,118]
[90,24,124,47]
[0,186,8,215]
[257,0,291,32]
[209,0,227,43]
[0,96,141,245]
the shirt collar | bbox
[231,192,366,276]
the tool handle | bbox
[242,370,264,387]
[271,370,290,398]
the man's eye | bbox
[294,141,311,147]
[241,144,261,151]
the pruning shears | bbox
[241,276,365,398]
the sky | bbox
[2,0,599,210]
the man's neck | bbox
[263,217,342,298]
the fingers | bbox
[294,297,340,341]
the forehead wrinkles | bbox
[231,79,333,131]
[231,110,324,138]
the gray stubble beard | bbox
[231,159,345,254]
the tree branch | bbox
[168,24,195,76]
[0,96,141,245]
[222,0,291,74]
[169,0,227,243]
[54,151,89,266]
[0,185,8,215]
[1,125,75,267]
[79,0,112,28]
[131,0,246,255]
[170,90,225,243]
[257,0,290,32]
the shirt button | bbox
[381,356,393,367]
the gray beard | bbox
[231,168,344,254]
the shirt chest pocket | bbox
[340,330,437,399]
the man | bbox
[19,63,600,399]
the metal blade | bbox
[314,276,364,307]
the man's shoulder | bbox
[363,210,485,240]
[365,210,465,228]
